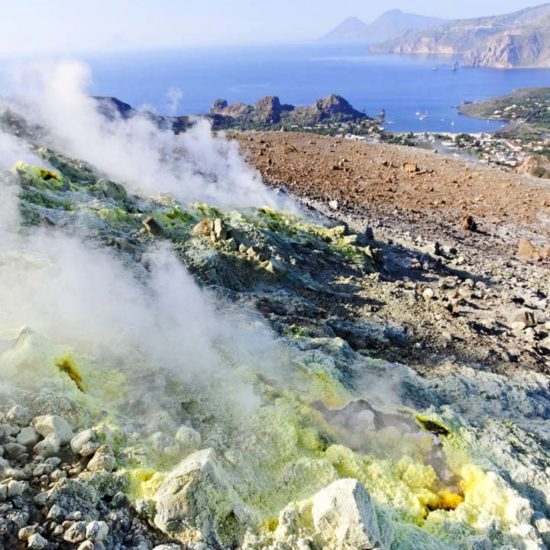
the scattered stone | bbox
[16,427,39,447]
[510,310,537,331]
[7,479,27,497]
[33,434,61,458]
[95,178,128,201]
[47,504,65,520]
[18,525,37,541]
[32,415,73,445]
[79,441,100,457]
[328,200,339,211]
[86,445,116,472]
[70,429,96,455]
[154,449,233,543]
[63,521,87,543]
[174,425,201,454]
[192,218,214,237]
[517,237,549,261]
[27,533,48,549]
[6,405,32,426]
[461,215,477,231]
[213,218,226,241]
[423,288,435,301]
[402,161,419,173]
[143,216,164,236]
[85,520,109,542]
[5,442,27,458]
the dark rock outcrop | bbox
[208,94,369,130]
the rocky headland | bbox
[370,4,550,68]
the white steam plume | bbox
[165,86,184,115]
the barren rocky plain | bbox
[235,131,550,374]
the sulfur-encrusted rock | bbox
[311,479,388,550]
[32,415,73,445]
[86,445,116,472]
[154,448,237,545]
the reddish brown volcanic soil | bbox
[234,132,550,246]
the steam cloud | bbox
[0,61,289,406]
[7,60,292,209]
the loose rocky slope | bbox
[0,105,549,550]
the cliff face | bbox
[371,4,550,68]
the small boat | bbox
[432,66,439,71]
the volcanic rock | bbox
[154,449,237,545]
[461,215,477,231]
[31,415,73,445]
[311,478,389,549]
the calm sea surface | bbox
[10,44,550,133]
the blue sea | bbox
[12,43,550,133]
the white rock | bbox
[311,478,387,550]
[32,415,73,445]
[27,533,48,549]
[7,479,27,497]
[18,525,36,541]
[16,427,39,447]
[63,521,87,543]
[47,504,65,520]
[423,288,435,300]
[70,429,95,454]
[85,520,109,541]
[79,441,100,457]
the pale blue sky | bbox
[0,0,545,55]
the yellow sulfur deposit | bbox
[434,489,464,511]
[55,356,84,392]
[126,469,166,500]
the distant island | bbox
[321,4,550,69]
[319,9,445,44]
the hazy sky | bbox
[0,0,545,55]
